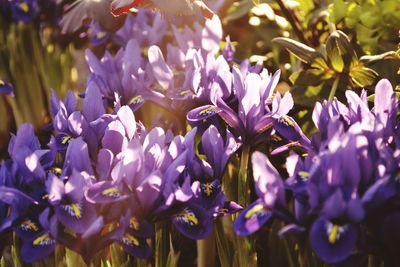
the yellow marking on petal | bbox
[33,234,53,246]
[122,233,139,247]
[61,136,71,145]
[101,187,121,198]
[42,194,49,200]
[177,212,199,226]
[71,203,82,218]
[96,32,107,39]
[298,171,309,178]
[129,95,143,105]
[20,220,39,231]
[130,217,140,230]
[283,116,294,126]
[199,107,217,116]
[244,204,265,219]
[52,167,62,175]
[328,224,340,244]
[204,183,212,197]
[19,2,29,13]
[63,203,82,219]
[179,90,192,96]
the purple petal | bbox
[187,105,221,122]
[21,232,56,263]
[172,204,212,240]
[86,181,126,204]
[148,45,173,90]
[83,81,105,122]
[251,151,285,206]
[233,199,272,236]
[309,218,357,264]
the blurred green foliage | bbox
[0,19,77,157]
[222,0,399,134]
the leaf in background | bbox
[252,0,259,5]
[326,30,357,69]
[311,57,330,70]
[350,64,378,87]
[290,69,332,86]
[224,0,254,22]
[329,0,347,23]
[273,37,325,64]
[360,51,399,64]
[327,45,344,72]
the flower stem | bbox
[238,145,251,207]
[197,232,215,267]
[214,218,232,267]
[155,222,170,267]
[328,76,340,101]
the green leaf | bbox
[326,31,357,68]
[311,57,330,70]
[360,51,399,64]
[350,65,378,87]
[273,37,325,64]
[329,0,347,23]
[252,0,259,5]
[65,248,87,267]
[290,69,332,86]
[224,0,254,22]
[327,46,345,72]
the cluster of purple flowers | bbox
[234,79,400,265]
[0,9,307,263]
[0,0,59,24]
[1,6,399,266]
[0,86,243,262]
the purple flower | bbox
[234,151,285,236]
[309,217,358,264]
[189,125,241,217]
[46,170,96,234]
[189,67,308,147]
[9,0,38,23]
[282,79,400,264]
[19,209,58,263]
[88,22,111,46]
[0,79,14,96]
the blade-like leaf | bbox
[350,64,378,87]
[273,37,324,64]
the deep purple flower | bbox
[234,151,285,236]
[88,22,111,46]
[9,0,38,22]
[46,170,96,234]
[282,79,400,264]
[0,79,14,96]
[309,217,358,264]
[20,208,58,263]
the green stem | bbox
[214,219,232,267]
[328,76,340,101]
[282,236,295,267]
[197,232,215,267]
[155,222,170,267]
[238,145,251,207]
